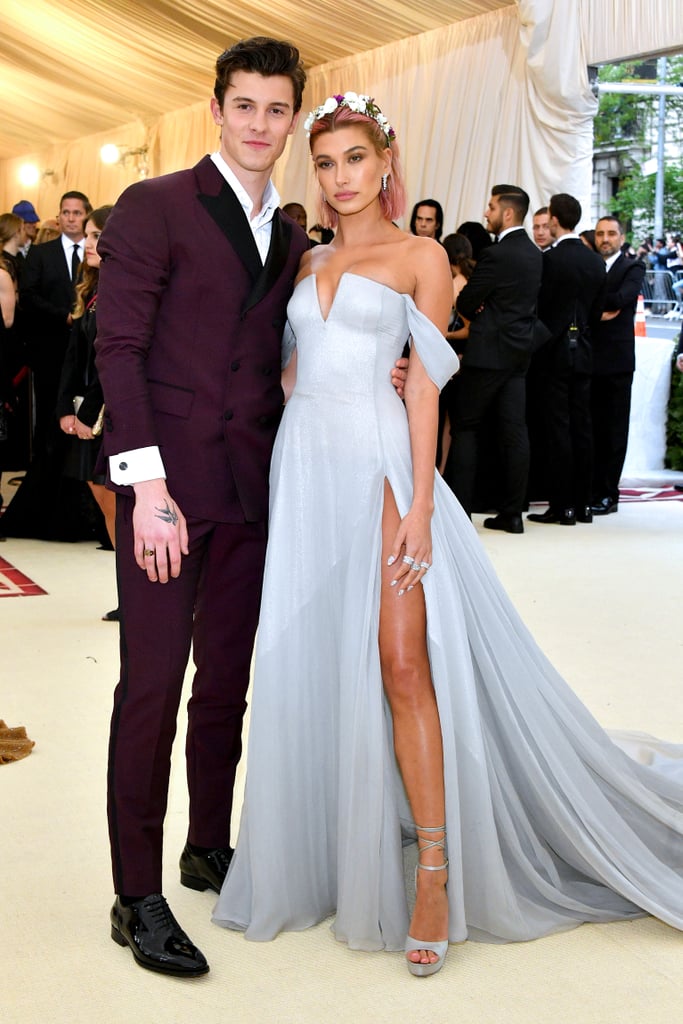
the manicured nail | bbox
[387,555,395,566]
[398,589,405,596]
[390,579,398,587]
[407,585,414,592]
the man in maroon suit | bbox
[95,37,309,976]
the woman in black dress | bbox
[57,205,117,618]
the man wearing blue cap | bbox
[11,200,40,261]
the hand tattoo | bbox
[154,500,179,526]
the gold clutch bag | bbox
[92,404,105,437]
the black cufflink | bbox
[119,461,128,471]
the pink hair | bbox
[309,103,407,229]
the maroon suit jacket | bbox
[95,156,308,523]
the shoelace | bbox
[145,895,179,931]
[211,848,232,875]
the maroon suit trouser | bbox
[107,494,267,896]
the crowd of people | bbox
[402,189,660,530]
[0,191,119,615]
[2,34,683,984]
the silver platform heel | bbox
[405,824,449,977]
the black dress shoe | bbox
[575,506,593,523]
[483,514,524,534]
[110,894,209,976]
[591,497,618,516]
[180,844,233,894]
[526,507,576,525]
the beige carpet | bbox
[2,480,682,1023]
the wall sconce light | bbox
[100,143,149,179]
[18,164,59,187]
[18,163,40,187]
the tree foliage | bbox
[611,163,683,237]
[595,57,683,234]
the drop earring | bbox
[381,173,388,192]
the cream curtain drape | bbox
[2,1,682,229]
[276,2,598,233]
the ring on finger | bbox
[402,554,415,566]
[419,561,431,570]
[143,548,154,557]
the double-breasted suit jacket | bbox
[96,155,308,524]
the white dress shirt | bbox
[109,155,280,487]
[61,233,84,278]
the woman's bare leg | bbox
[379,480,448,966]
[89,481,116,549]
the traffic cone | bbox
[634,294,647,337]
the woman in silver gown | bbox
[214,95,683,976]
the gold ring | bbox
[143,548,154,557]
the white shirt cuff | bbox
[109,446,167,485]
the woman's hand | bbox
[386,504,433,595]
[59,414,76,435]
[74,415,94,440]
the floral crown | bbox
[304,92,396,142]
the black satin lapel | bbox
[243,212,292,313]
[197,183,262,281]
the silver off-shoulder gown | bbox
[213,273,683,950]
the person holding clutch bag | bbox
[57,204,118,620]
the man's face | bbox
[210,71,299,179]
[533,212,552,248]
[484,195,505,236]
[287,205,307,230]
[23,221,38,242]
[414,205,438,238]
[58,199,88,241]
[595,220,624,260]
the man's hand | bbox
[132,479,189,583]
[600,310,619,321]
[391,357,409,399]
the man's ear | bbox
[288,110,301,137]
[210,97,224,127]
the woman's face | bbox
[83,218,103,268]
[312,125,391,220]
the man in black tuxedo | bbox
[21,190,91,457]
[527,194,606,526]
[590,216,645,515]
[448,184,543,534]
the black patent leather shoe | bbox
[576,506,593,523]
[483,514,524,534]
[179,844,233,894]
[591,497,618,516]
[110,894,209,976]
[527,507,576,525]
